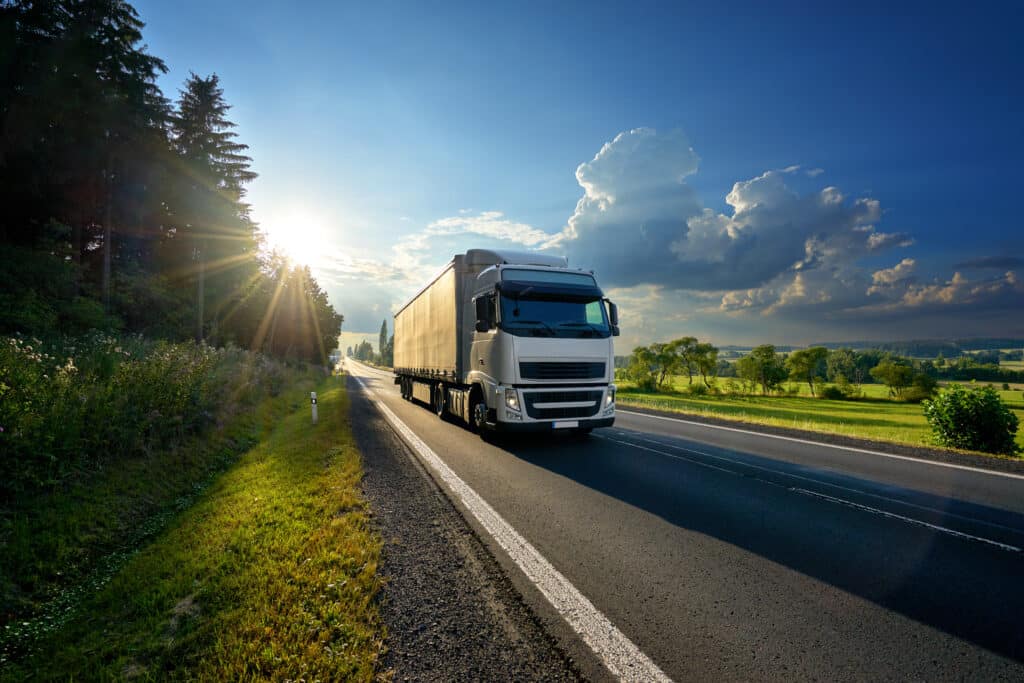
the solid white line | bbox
[617,409,1024,480]
[790,488,1022,553]
[352,374,673,683]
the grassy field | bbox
[617,379,1024,454]
[1,378,384,680]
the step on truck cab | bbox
[393,249,619,436]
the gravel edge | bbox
[348,377,582,682]
[618,403,1024,475]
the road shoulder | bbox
[349,376,581,681]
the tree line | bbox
[0,0,341,362]
[621,339,1024,402]
[345,319,394,366]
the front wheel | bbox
[471,395,489,438]
[433,385,446,419]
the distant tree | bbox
[669,336,699,385]
[346,346,353,357]
[974,350,1001,365]
[870,359,915,399]
[826,348,857,383]
[381,333,394,367]
[353,339,373,361]
[853,349,886,384]
[787,347,829,396]
[625,346,658,391]
[693,342,719,388]
[736,345,788,395]
[648,342,682,389]
[379,320,388,361]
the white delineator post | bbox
[311,391,318,424]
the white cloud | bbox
[867,258,916,295]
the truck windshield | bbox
[499,295,611,338]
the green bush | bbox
[687,383,708,397]
[0,334,290,500]
[820,386,846,400]
[903,373,938,403]
[922,384,1020,455]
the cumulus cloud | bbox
[866,258,916,295]
[557,129,894,293]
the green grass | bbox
[1,378,384,680]
[618,380,1024,455]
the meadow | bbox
[617,377,1024,454]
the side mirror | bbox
[475,296,491,332]
[607,300,620,336]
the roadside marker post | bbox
[311,391,318,424]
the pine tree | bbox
[169,72,257,341]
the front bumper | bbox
[491,416,615,433]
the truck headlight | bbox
[605,386,616,407]
[505,389,520,412]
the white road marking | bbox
[790,489,1022,553]
[617,409,1024,481]
[352,373,673,683]
[594,432,1022,553]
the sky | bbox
[134,0,1024,350]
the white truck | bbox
[393,248,619,436]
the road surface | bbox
[345,359,1024,681]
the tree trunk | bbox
[196,237,205,342]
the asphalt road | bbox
[345,360,1024,681]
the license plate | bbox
[553,420,579,429]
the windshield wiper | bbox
[505,319,556,336]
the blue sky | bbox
[134,0,1023,348]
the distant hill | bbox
[808,338,1024,357]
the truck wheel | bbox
[471,395,488,435]
[434,385,446,419]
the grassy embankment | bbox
[617,378,1024,454]
[1,339,383,680]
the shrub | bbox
[923,384,1020,455]
[1003,382,1010,390]
[903,373,938,403]
[0,334,295,500]
[687,383,708,397]
[820,386,846,400]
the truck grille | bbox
[523,390,603,419]
[519,362,605,380]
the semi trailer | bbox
[393,248,619,436]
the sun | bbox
[261,209,328,268]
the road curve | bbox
[345,359,1024,681]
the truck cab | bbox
[393,249,619,436]
[467,260,618,433]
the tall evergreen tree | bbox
[169,72,257,341]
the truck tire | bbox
[469,388,488,437]
[434,384,446,419]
